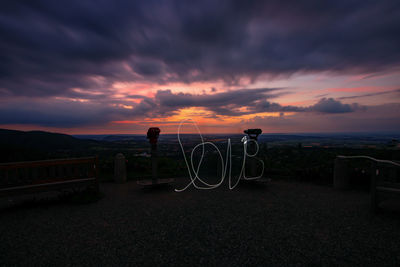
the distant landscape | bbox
[1,128,399,189]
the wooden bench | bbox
[0,157,99,198]
[371,161,400,213]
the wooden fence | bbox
[0,157,99,197]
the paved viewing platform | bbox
[1,180,400,266]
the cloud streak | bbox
[337,89,400,100]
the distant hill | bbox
[0,128,96,150]
[74,134,146,142]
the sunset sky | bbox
[0,0,399,134]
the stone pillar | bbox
[114,153,127,183]
[333,157,349,189]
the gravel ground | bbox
[1,179,400,266]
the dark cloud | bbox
[155,88,282,108]
[153,87,293,116]
[1,0,400,97]
[252,99,304,113]
[251,97,360,114]
[130,58,165,77]
[308,98,361,113]
[154,89,361,116]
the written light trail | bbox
[175,120,265,192]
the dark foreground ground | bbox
[1,180,400,266]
